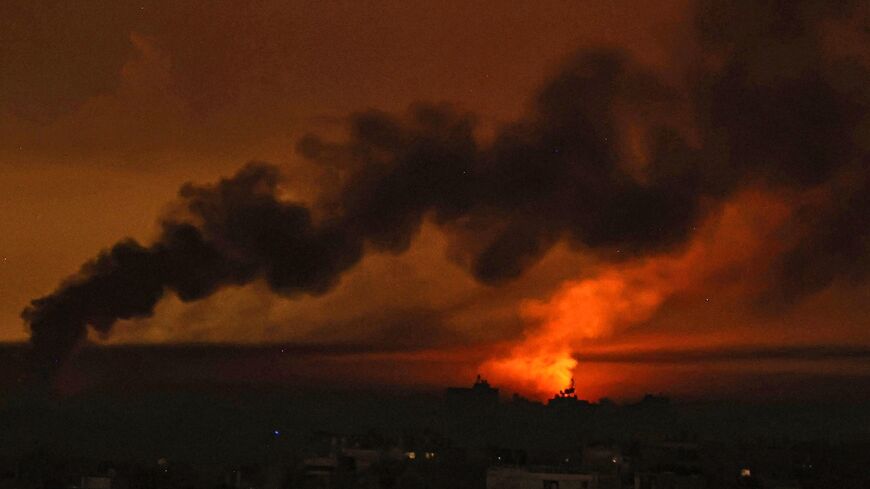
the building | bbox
[633,470,706,489]
[548,379,591,408]
[487,466,599,489]
[445,374,500,411]
[80,476,112,489]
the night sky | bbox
[2,0,869,401]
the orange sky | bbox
[2,0,869,400]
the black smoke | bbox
[22,0,870,374]
[692,0,870,303]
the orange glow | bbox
[481,190,792,399]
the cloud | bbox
[0,0,140,120]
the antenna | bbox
[564,378,575,396]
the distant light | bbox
[611,457,618,464]
[740,468,751,478]
[406,451,416,460]
[273,430,281,437]
[424,452,435,460]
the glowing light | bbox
[481,263,675,397]
[480,191,792,399]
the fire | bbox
[482,256,678,398]
[481,190,792,399]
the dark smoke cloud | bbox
[23,0,870,373]
[22,163,365,371]
[769,173,870,303]
[691,0,870,302]
[319,53,704,282]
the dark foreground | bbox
[1,379,869,489]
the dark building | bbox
[547,378,591,409]
[445,375,499,412]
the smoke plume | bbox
[23,0,870,377]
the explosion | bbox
[481,191,792,399]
